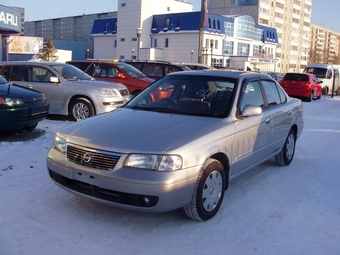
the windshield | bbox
[125,75,237,117]
[304,67,328,79]
[51,64,92,81]
[116,63,147,78]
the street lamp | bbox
[191,50,194,62]
[132,49,135,60]
[210,39,214,66]
[136,28,142,61]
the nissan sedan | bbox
[47,70,304,221]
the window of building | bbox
[165,38,169,47]
[164,19,169,28]
[121,3,126,7]
[176,18,181,28]
[154,38,158,47]
[114,40,117,48]
[120,38,125,42]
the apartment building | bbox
[309,24,340,64]
[24,12,117,58]
[208,0,312,73]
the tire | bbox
[184,158,226,221]
[306,91,312,102]
[275,128,296,166]
[69,98,95,121]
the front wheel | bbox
[69,98,95,121]
[184,159,226,221]
[275,128,296,166]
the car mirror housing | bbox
[117,73,126,79]
[242,105,262,117]
[50,77,60,83]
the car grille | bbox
[119,88,129,96]
[67,144,121,170]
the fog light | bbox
[143,196,150,205]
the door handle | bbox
[266,118,271,123]
[288,110,292,115]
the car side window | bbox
[0,66,12,80]
[239,81,264,112]
[165,65,181,75]
[8,66,27,81]
[28,67,54,83]
[261,80,283,106]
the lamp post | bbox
[136,28,142,61]
[210,39,214,66]
[191,50,194,62]
[131,49,135,60]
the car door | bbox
[260,79,292,155]
[24,65,64,113]
[232,79,272,175]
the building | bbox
[0,4,22,61]
[24,11,117,58]
[208,0,312,73]
[309,24,340,64]
[91,0,279,71]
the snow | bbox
[1,96,340,255]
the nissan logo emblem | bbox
[82,153,92,163]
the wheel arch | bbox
[210,152,230,190]
[67,95,97,116]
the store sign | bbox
[0,6,21,32]
[8,36,43,54]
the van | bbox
[0,61,131,121]
[303,63,340,95]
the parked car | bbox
[180,62,214,70]
[66,60,154,96]
[125,60,191,80]
[0,75,49,132]
[265,72,283,82]
[279,72,322,102]
[47,70,304,221]
[0,61,131,121]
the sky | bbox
[1,95,340,254]
[3,0,340,33]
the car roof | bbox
[166,69,272,79]
[0,61,69,66]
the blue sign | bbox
[0,5,21,33]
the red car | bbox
[67,60,154,96]
[279,73,322,102]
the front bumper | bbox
[46,148,199,212]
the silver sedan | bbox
[47,70,304,221]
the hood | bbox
[76,79,127,90]
[58,108,221,154]
[0,82,42,98]
[138,77,155,83]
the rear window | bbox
[283,73,309,81]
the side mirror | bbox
[50,77,60,83]
[117,73,126,79]
[242,105,262,117]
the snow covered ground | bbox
[1,96,340,255]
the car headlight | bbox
[0,97,24,106]
[98,89,118,96]
[125,154,182,171]
[52,135,67,154]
